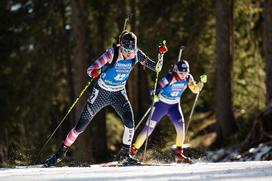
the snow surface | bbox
[0,161,272,181]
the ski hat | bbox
[175,60,190,73]
[120,31,137,50]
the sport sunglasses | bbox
[123,48,135,53]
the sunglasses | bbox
[177,71,188,75]
[123,47,135,53]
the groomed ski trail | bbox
[0,161,272,181]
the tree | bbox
[88,1,109,163]
[71,0,93,162]
[127,0,140,122]
[215,0,237,145]
[263,0,272,106]
[241,0,272,151]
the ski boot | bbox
[130,146,138,157]
[43,144,69,167]
[176,147,193,164]
[116,145,140,166]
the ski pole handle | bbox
[159,40,168,55]
[156,40,168,72]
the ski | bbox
[91,161,195,167]
[15,160,196,169]
[15,164,45,169]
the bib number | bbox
[170,92,179,96]
[114,74,126,81]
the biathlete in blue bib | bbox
[43,31,165,167]
[131,60,207,164]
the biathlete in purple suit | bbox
[131,60,207,163]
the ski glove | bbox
[150,89,160,101]
[87,68,101,78]
[153,95,159,103]
[188,81,203,94]
[159,41,168,54]
[200,74,207,83]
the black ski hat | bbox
[120,31,137,50]
[176,60,190,72]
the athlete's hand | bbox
[200,74,207,83]
[88,68,101,78]
[153,95,159,103]
[159,40,168,54]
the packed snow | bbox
[207,142,272,162]
[0,161,272,181]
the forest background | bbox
[0,0,271,166]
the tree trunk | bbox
[215,0,237,144]
[128,0,140,122]
[241,0,272,152]
[90,5,108,163]
[71,0,93,163]
[263,0,272,105]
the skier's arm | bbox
[155,72,172,94]
[87,48,114,77]
[137,49,159,72]
[187,74,203,94]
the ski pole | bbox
[135,106,151,131]
[185,75,207,134]
[186,92,200,134]
[35,79,94,164]
[143,40,168,163]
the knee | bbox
[176,118,185,127]
[146,120,157,129]
[124,118,134,129]
[122,111,134,128]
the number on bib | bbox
[170,92,179,96]
[114,74,126,81]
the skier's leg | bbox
[133,101,168,150]
[44,86,110,167]
[111,89,142,164]
[64,86,110,147]
[168,103,185,148]
[168,103,192,163]
[111,89,135,146]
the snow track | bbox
[0,161,272,181]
